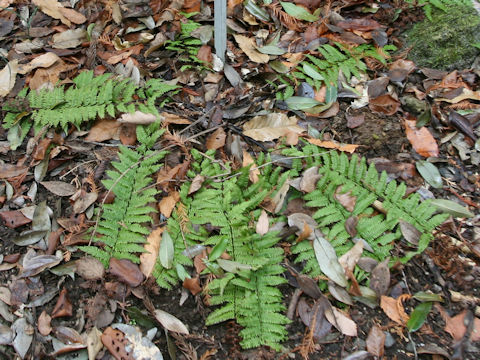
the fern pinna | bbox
[2,71,178,148]
[156,149,290,350]
[80,123,167,267]
[284,146,449,278]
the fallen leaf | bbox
[159,191,179,218]
[118,111,159,124]
[59,7,87,24]
[346,114,365,129]
[85,119,121,142]
[299,166,321,193]
[403,119,439,157]
[399,220,421,246]
[380,295,410,325]
[366,324,385,357]
[72,190,98,214]
[38,311,52,336]
[101,327,132,359]
[52,28,87,49]
[328,281,353,305]
[325,307,357,336]
[12,318,33,359]
[154,309,189,334]
[344,216,358,237]
[33,0,71,26]
[76,256,105,281]
[40,181,76,197]
[369,258,390,297]
[334,186,357,212]
[313,231,348,288]
[183,277,202,295]
[338,241,363,273]
[415,160,443,189]
[51,288,73,318]
[140,227,163,279]
[307,138,359,153]
[407,301,432,332]
[436,306,480,342]
[242,113,304,141]
[429,199,473,218]
[297,297,332,341]
[256,210,269,235]
[243,150,260,183]
[0,210,31,228]
[109,258,144,287]
[188,175,205,195]
[0,60,18,97]
[17,52,60,74]
[160,112,191,125]
[206,127,226,150]
[234,34,270,63]
[369,94,400,115]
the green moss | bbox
[405,1,480,70]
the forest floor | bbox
[0,0,479,359]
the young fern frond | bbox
[80,123,167,267]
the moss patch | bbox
[405,1,480,70]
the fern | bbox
[293,43,396,92]
[405,0,470,21]
[287,147,449,278]
[158,149,290,350]
[2,71,179,144]
[80,123,167,267]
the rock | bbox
[404,2,480,70]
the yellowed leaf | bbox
[380,295,410,325]
[242,150,260,183]
[140,227,163,278]
[243,113,305,141]
[233,35,270,64]
[33,0,71,26]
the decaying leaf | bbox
[40,181,77,197]
[307,138,359,153]
[334,186,357,212]
[109,258,144,287]
[299,166,321,193]
[76,256,105,281]
[206,127,226,150]
[325,307,357,336]
[338,241,363,273]
[188,175,205,195]
[0,60,18,97]
[369,258,390,297]
[243,150,260,183]
[256,209,269,235]
[380,295,410,325]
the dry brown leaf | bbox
[183,277,202,295]
[118,111,159,124]
[160,112,191,125]
[38,310,52,336]
[403,118,439,157]
[59,7,87,24]
[85,119,122,142]
[325,307,357,336]
[300,166,321,193]
[380,295,410,325]
[242,150,260,183]
[51,288,73,318]
[0,60,18,97]
[243,113,304,141]
[233,34,270,63]
[366,324,385,357]
[76,257,105,281]
[369,258,390,297]
[40,181,77,197]
[334,186,357,212]
[140,227,163,278]
[206,127,226,150]
[17,53,60,74]
[188,175,205,195]
[154,309,189,334]
[156,164,184,192]
[436,305,480,342]
[338,241,363,273]
[33,0,71,26]
[109,258,144,287]
[159,191,179,218]
[256,209,269,235]
[307,138,359,153]
[52,29,87,49]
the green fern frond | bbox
[79,123,167,267]
[2,71,179,145]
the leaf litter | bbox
[0,0,479,358]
